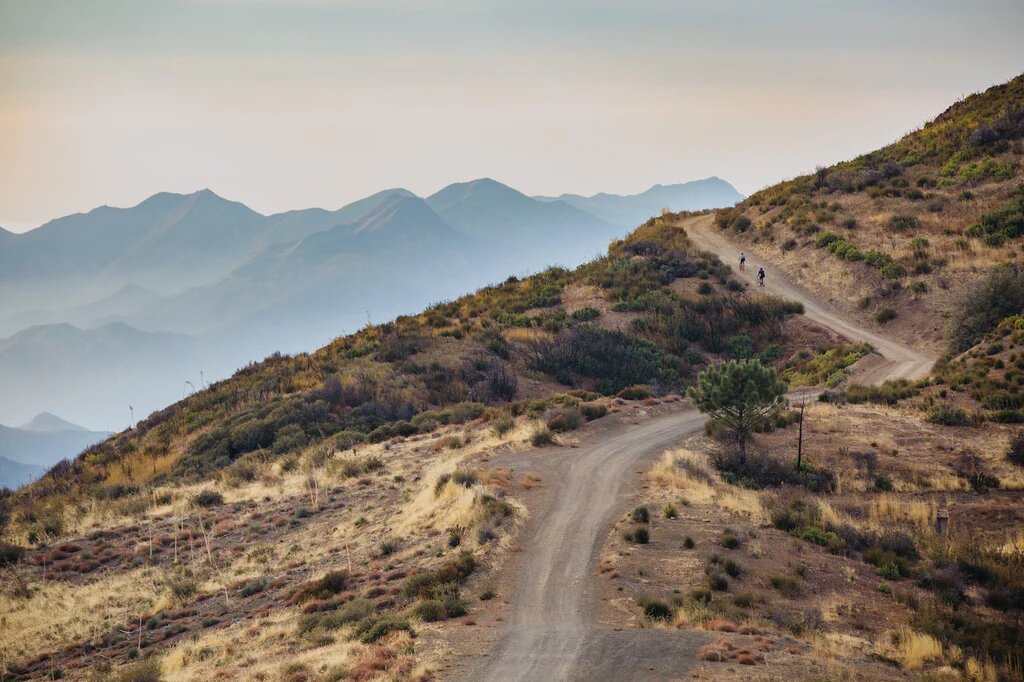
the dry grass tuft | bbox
[869,495,937,533]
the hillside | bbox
[712,73,1024,354]
[0,212,850,679]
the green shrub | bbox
[625,527,650,544]
[193,489,224,508]
[617,385,652,400]
[631,506,650,523]
[770,575,800,597]
[845,379,919,405]
[572,306,601,321]
[637,596,672,620]
[530,428,555,447]
[683,536,695,549]
[351,616,413,643]
[875,308,897,324]
[0,541,24,567]
[663,502,678,519]
[293,570,349,603]
[580,403,608,421]
[1007,432,1024,467]
[926,405,976,426]
[720,530,739,549]
[733,592,755,608]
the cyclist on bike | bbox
[738,252,746,271]
[757,267,766,287]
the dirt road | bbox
[464,215,936,681]
[684,213,937,383]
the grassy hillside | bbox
[0,214,844,680]
[713,73,1024,352]
[2,217,816,544]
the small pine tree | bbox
[687,359,787,460]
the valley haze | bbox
[0,177,742,433]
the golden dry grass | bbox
[161,609,359,681]
[869,495,937,533]
[0,567,164,663]
[648,449,764,521]
[890,627,944,670]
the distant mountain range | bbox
[0,177,742,429]
[0,413,110,489]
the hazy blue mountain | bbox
[0,282,162,337]
[534,177,743,227]
[19,412,90,432]
[0,190,267,296]
[427,178,618,245]
[0,322,219,430]
[0,455,45,490]
[0,177,742,427]
[0,414,109,487]
[256,188,415,248]
[126,195,476,356]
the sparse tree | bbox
[687,359,787,460]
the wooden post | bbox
[795,397,806,471]
[935,508,949,536]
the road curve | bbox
[466,215,936,681]
[683,213,937,383]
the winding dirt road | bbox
[464,215,936,681]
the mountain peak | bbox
[19,412,88,432]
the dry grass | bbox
[888,627,944,670]
[161,609,359,681]
[869,495,937,533]
[0,567,163,662]
[648,449,763,521]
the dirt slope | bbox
[462,216,936,681]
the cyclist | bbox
[757,266,766,287]
[738,252,746,271]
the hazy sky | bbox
[1,0,1022,231]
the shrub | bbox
[663,502,678,519]
[351,616,413,643]
[770,575,800,597]
[112,659,164,682]
[708,571,729,591]
[580,403,608,421]
[889,214,919,232]
[875,308,897,324]
[637,597,672,620]
[683,536,695,549]
[625,527,650,544]
[530,428,555,447]
[0,540,24,567]
[720,530,740,549]
[617,385,652,400]
[546,406,585,433]
[948,264,1024,354]
[1007,432,1024,467]
[926,405,975,426]
[293,570,349,603]
[572,306,601,321]
[845,379,919,405]
[631,506,650,524]
[490,414,515,437]
[733,592,755,608]
[193,489,224,508]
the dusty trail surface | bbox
[463,215,936,681]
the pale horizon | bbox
[2,0,1023,231]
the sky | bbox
[1,0,1023,232]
